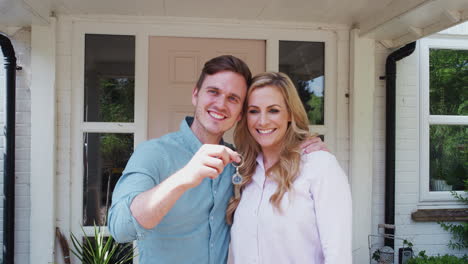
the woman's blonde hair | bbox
[226,72,312,224]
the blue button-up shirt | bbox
[108,117,234,264]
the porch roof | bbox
[1,0,468,47]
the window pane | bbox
[279,41,325,125]
[429,125,467,191]
[429,48,468,116]
[83,133,134,226]
[84,34,135,122]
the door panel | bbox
[148,37,266,143]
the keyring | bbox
[231,155,244,185]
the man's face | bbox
[191,71,247,143]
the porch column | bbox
[349,29,375,263]
[30,18,56,264]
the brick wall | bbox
[0,27,31,264]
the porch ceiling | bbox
[1,0,468,48]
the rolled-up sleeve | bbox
[308,152,353,264]
[108,143,160,243]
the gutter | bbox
[0,32,17,264]
[384,41,416,248]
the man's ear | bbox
[192,86,199,106]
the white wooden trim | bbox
[429,115,468,125]
[419,36,468,204]
[30,19,57,264]
[70,23,86,264]
[134,32,148,146]
[81,122,135,133]
[349,29,375,264]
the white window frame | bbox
[69,16,340,263]
[419,36,468,203]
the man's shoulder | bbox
[137,131,183,152]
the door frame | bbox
[63,15,342,264]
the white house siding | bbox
[0,27,32,264]
[393,25,468,258]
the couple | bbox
[108,55,352,263]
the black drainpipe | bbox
[384,41,416,248]
[0,32,17,264]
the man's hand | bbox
[300,136,330,154]
[179,144,241,189]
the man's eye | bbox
[229,96,239,103]
[208,90,218,94]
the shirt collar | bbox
[252,153,266,186]
[179,116,203,154]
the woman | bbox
[227,72,352,263]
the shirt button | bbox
[210,216,214,221]
[210,243,214,248]
[214,190,217,195]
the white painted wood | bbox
[359,0,468,48]
[70,23,86,264]
[81,122,135,133]
[418,36,468,204]
[30,18,56,264]
[134,32,149,146]
[349,29,375,264]
[429,115,468,125]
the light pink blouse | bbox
[229,151,352,264]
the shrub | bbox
[407,251,468,264]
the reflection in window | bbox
[429,49,468,116]
[83,133,134,226]
[429,125,467,192]
[279,41,325,125]
[84,34,135,122]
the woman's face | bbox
[247,86,290,153]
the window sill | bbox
[411,208,468,222]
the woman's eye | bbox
[269,109,280,113]
[248,109,258,114]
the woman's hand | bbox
[300,136,330,154]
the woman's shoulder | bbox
[302,150,338,165]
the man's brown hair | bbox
[195,55,252,90]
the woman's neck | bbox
[261,146,281,171]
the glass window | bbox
[427,48,468,192]
[429,125,467,191]
[84,34,135,122]
[429,49,468,116]
[279,41,325,125]
[83,133,134,226]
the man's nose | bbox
[214,95,228,109]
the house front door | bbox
[147,36,266,143]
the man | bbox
[108,55,326,264]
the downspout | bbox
[0,32,17,264]
[384,41,416,248]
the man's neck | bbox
[190,121,223,144]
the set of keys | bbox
[232,157,243,199]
